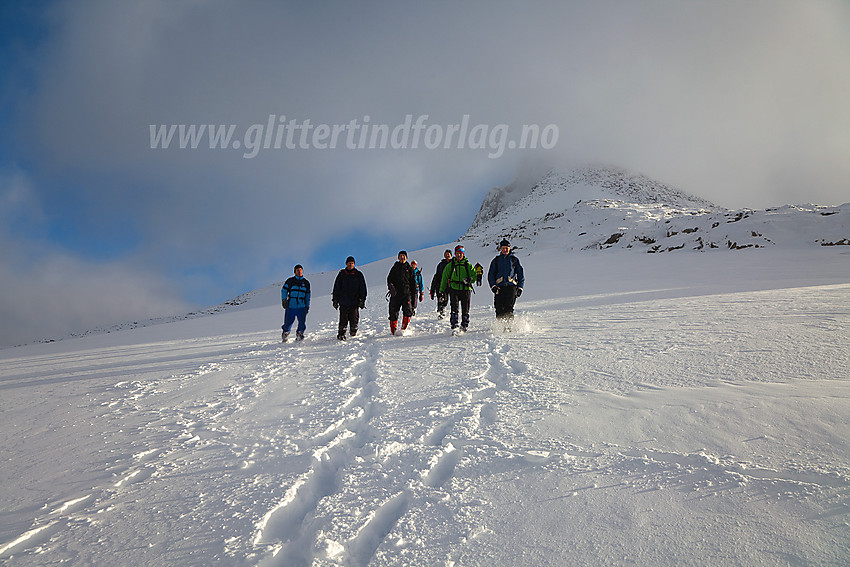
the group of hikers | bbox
[280,239,525,342]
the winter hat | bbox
[499,239,511,248]
[410,260,417,267]
[455,245,465,254]
[294,264,303,273]
[346,256,355,264]
[398,250,408,259]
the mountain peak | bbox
[553,166,717,209]
[462,165,847,253]
[467,166,717,233]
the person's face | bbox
[500,245,510,255]
[346,260,355,270]
[455,250,464,260]
[295,267,303,277]
[399,253,407,263]
[444,251,452,260]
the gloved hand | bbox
[283,299,289,309]
[359,299,366,309]
[491,285,499,294]
[332,300,339,310]
[419,292,424,303]
[305,307,309,315]
[430,289,435,300]
[516,287,523,298]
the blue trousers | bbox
[282,307,307,334]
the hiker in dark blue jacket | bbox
[281,264,311,341]
[487,239,525,320]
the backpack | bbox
[446,259,475,291]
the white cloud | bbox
[0,248,190,347]
[0,171,189,347]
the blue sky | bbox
[2,0,850,346]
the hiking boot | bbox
[337,334,346,341]
[281,331,289,342]
[296,332,304,341]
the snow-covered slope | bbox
[1,247,848,566]
[1,166,849,565]
[464,166,848,254]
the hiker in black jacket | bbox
[430,249,452,319]
[387,251,418,335]
[332,256,367,340]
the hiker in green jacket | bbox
[439,245,477,333]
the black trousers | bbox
[388,294,414,321]
[436,292,448,315]
[493,285,517,318]
[338,305,360,336]
[449,288,471,329]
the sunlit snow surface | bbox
[1,247,849,566]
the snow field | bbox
[0,249,848,565]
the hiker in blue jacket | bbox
[281,264,311,341]
[488,239,524,320]
[410,260,425,305]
